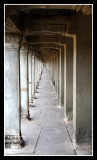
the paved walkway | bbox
[5,67,92,156]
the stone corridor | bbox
[5,68,91,156]
[5,5,92,155]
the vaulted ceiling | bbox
[5,5,92,62]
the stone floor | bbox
[4,67,92,156]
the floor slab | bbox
[4,67,92,156]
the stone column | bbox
[32,54,35,99]
[40,61,41,78]
[34,56,37,93]
[57,51,60,98]
[65,14,92,146]
[50,58,52,81]
[73,15,92,146]
[41,61,42,77]
[63,45,67,122]
[55,52,59,95]
[39,60,41,80]
[54,53,57,91]
[37,59,39,84]
[41,62,43,73]
[53,53,56,87]
[52,55,54,84]
[59,48,61,101]
[28,47,33,106]
[59,46,64,108]
[35,57,37,91]
[20,42,30,119]
[41,61,43,74]
[5,33,23,148]
[50,59,52,81]
[49,58,51,80]
[38,59,40,83]
[40,61,42,78]
[36,59,38,89]
[38,60,40,81]
[64,38,73,122]
[34,56,36,93]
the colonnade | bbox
[46,14,92,147]
[5,13,92,149]
[5,34,43,148]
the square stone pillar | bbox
[50,58,53,81]
[57,52,60,98]
[41,61,43,75]
[63,45,66,120]
[32,55,35,99]
[64,38,73,122]
[54,53,57,91]
[20,42,30,119]
[55,52,59,96]
[49,58,52,80]
[59,46,64,108]
[39,60,40,80]
[59,48,61,99]
[65,14,92,147]
[36,58,38,90]
[73,14,92,146]
[5,33,23,148]
[34,56,37,93]
[37,59,40,84]
[53,53,56,86]
[28,47,33,106]
[52,55,55,84]
[39,60,41,81]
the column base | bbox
[57,98,61,109]
[5,135,23,149]
[73,127,92,149]
[32,95,36,99]
[29,101,33,106]
[64,111,73,123]
[21,112,30,119]
[36,85,39,89]
[29,102,34,107]
[58,104,61,109]
[64,117,69,124]
[58,104,64,109]
[34,89,37,93]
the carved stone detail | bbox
[5,135,23,148]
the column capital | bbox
[20,39,29,55]
[28,46,33,55]
[20,42,29,51]
[5,33,22,49]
